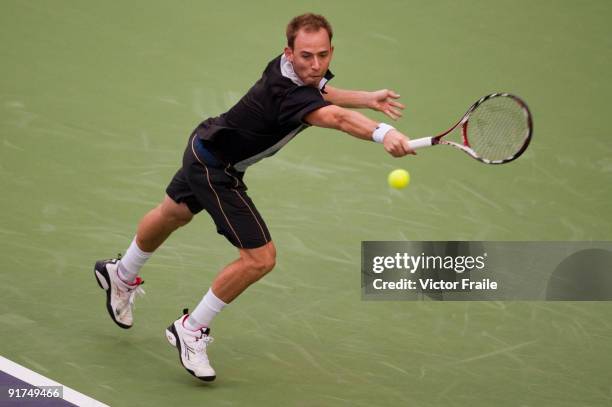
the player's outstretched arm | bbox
[323,86,405,121]
[304,105,415,157]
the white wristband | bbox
[372,123,394,143]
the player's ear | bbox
[284,46,293,62]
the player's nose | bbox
[312,56,320,69]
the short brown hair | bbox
[286,13,333,48]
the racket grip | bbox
[408,137,433,150]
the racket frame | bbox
[408,93,533,164]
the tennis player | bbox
[93,13,414,382]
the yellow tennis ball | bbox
[388,169,410,189]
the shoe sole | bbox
[165,324,216,382]
[93,260,132,330]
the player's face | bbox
[285,28,334,87]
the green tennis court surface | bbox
[1,1,611,406]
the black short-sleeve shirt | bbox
[194,54,334,171]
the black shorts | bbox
[165,133,271,249]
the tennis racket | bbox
[408,93,533,164]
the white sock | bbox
[118,237,152,284]
[184,288,227,330]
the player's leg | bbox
[93,195,194,329]
[134,195,194,252]
[117,195,194,283]
[210,241,276,301]
[166,136,274,380]
[181,159,275,327]
[94,159,202,329]
[165,242,276,382]
[184,241,276,329]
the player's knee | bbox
[243,246,276,278]
[261,244,277,273]
[260,255,276,274]
[246,256,276,276]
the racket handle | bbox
[408,137,433,150]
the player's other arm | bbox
[304,105,415,157]
[323,85,405,121]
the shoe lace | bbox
[190,334,214,362]
[126,278,145,308]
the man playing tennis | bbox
[93,13,414,381]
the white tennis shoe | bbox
[94,257,145,329]
[166,309,216,381]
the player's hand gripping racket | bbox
[408,93,533,164]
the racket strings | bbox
[467,96,529,162]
